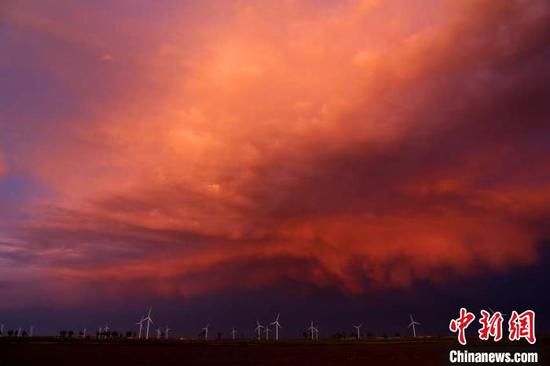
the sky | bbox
[0,0,549,337]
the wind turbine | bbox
[98,327,103,339]
[156,328,162,339]
[17,327,22,337]
[488,307,507,316]
[231,328,237,341]
[265,326,271,340]
[202,324,209,341]
[165,327,171,339]
[104,324,110,337]
[143,307,154,340]
[353,324,362,340]
[82,328,87,338]
[270,314,282,341]
[255,321,264,340]
[307,321,316,340]
[136,318,145,339]
[408,314,421,338]
[29,326,34,338]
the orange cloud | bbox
[2,0,550,306]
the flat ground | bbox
[0,338,547,366]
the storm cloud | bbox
[0,0,549,307]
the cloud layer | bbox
[1,0,549,306]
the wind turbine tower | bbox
[202,324,209,341]
[408,314,421,338]
[270,314,282,341]
[143,307,154,340]
[136,318,144,339]
[231,328,237,341]
[353,324,362,340]
[255,321,264,340]
[307,321,316,340]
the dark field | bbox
[1,338,547,366]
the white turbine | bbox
[408,314,421,338]
[265,326,271,340]
[143,307,154,340]
[156,328,162,339]
[136,318,145,339]
[270,314,282,341]
[353,324,362,340]
[165,327,171,339]
[202,324,209,341]
[307,321,316,340]
[82,328,87,338]
[17,327,22,337]
[255,321,264,340]
[231,328,237,341]
[98,327,103,339]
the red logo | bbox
[478,309,504,342]
[449,308,536,345]
[508,310,536,344]
[449,307,476,345]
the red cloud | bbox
[1,0,550,306]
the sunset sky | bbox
[1,0,549,336]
